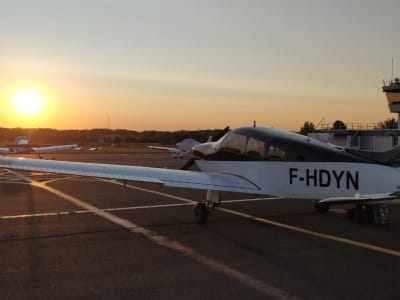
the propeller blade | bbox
[211,126,230,142]
[181,158,195,170]
[182,126,229,170]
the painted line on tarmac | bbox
[0,203,192,220]
[43,177,101,184]
[99,179,400,258]
[0,198,282,220]
[7,170,296,300]
[216,207,400,257]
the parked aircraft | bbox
[1,125,399,224]
[0,136,79,157]
[148,138,200,158]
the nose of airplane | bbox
[192,142,216,159]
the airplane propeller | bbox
[181,157,196,170]
[181,126,230,170]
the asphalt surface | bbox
[0,153,399,300]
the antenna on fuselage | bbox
[253,120,256,128]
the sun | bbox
[11,89,45,116]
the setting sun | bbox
[11,89,45,116]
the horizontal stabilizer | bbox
[319,193,399,205]
[147,146,183,154]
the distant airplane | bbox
[88,147,101,151]
[0,136,79,157]
[148,138,201,158]
[1,125,399,225]
[148,127,230,158]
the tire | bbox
[193,203,209,224]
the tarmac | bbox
[0,153,399,299]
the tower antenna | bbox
[392,58,394,82]
[314,117,325,131]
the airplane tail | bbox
[176,139,200,153]
[13,136,29,145]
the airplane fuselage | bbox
[196,161,400,202]
[192,126,400,204]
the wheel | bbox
[193,203,209,224]
[313,200,330,214]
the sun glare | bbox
[11,89,45,116]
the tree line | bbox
[0,127,228,146]
[2,118,397,146]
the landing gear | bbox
[193,203,209,224]
[193,190,221,224]
[314,200,391,225]
[313,200,330,214]
[206,190,221,209]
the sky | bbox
[1,0,400,131]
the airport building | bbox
[309,78,400,152]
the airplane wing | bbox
[31,144,80,154]
[147,146,185,154]
[0,156,262,194]
[319,193,399,205]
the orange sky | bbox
[1,1,398,131]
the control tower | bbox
[383,77,400,128]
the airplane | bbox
[148,138,201,158]
[0,136,80,157]
[88,147,102,151]
[1,125,400,225]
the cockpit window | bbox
[219,133,246,155]
[218,133,285,160]
[245,137,265,159]
[195,127,366,163]
[266,145,285,160]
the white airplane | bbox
[147,127,230,159]
[1,125,400,224]
[148,138,200,158]
[0,136,80,156]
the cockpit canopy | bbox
[193,126,367,163]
